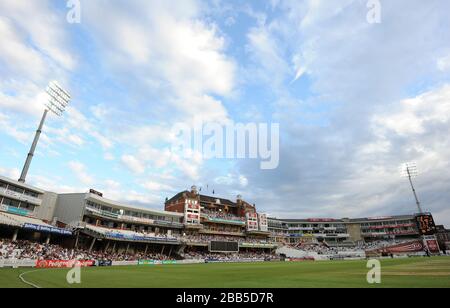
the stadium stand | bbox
[84,224,178,243]
[0,175,446,266]
[0,239,176,262]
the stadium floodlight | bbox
[400,162,423,214]
[18,81,71,183]
[45,81,71,117]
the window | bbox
[0,181,7,189]
[20,203,35,211]
[2,198,20,208]
[8,185,24,194]
[101,205,112,212]
[24,190,39,198]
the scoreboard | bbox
[415,214,437,236]
[209,241,239,253]
[246,213,259,232]
[258,213,268,232]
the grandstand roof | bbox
[0,212,53,228]
[0,175,45,194]
[270,218,345,223]
[86,193,184,218]
[349,215,415,222]
[270,214,416,224]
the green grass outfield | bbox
[1,257,449,288]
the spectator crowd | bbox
[183,249,278,261]
[181,234,275,245]
[201,209,246,222]
[291,239,417,255]
[1,238,277,262]
[0,239,175,261]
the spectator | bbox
[0,239,176,262]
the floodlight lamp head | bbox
[45,81,71,117]
[400,162,419,178]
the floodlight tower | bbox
[401,162,423,214]
[18,81,71,183]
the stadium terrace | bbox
[0,174,449,268]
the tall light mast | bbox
[18,81,71,183]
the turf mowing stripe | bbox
[19,270,42,289]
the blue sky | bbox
[1,0,450,225]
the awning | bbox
[0,212,52,227]
[0,212,22,227]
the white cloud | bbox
[0,17,47,80]
[0,1,75,116]
[373,85,450,136]
[66,134,85,147]
[68,161,94,186]
[121,155,146,175]
[237,0,450,225]
[215,174,234,185]
[104,179,121,190]
[173,94,230,124]
[83,0,236,121]
[0,112,31,144]
[142,181,173,192]
[64,107,114,150]
[246,24,290,87]
[104,153,115,161]
[43,125,85,148]
[116,125,172,149]
[0,166,20,180]
[298,0,354,29]
[83,0,235,100]
[239,175,249,187]
[291,53,307,83]
[275,84,450,223]
[0,0,75,70]
[171,149,203,180]
[27,173,82,194]
[65,0,237,181]
[437,54,450,71]
[0,80,50,116]
[214,173,249,188]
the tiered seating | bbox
[85,224,178,242]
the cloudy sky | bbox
[1,0,450,225]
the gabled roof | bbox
[165,190,238,207]
[165,190,191,204]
